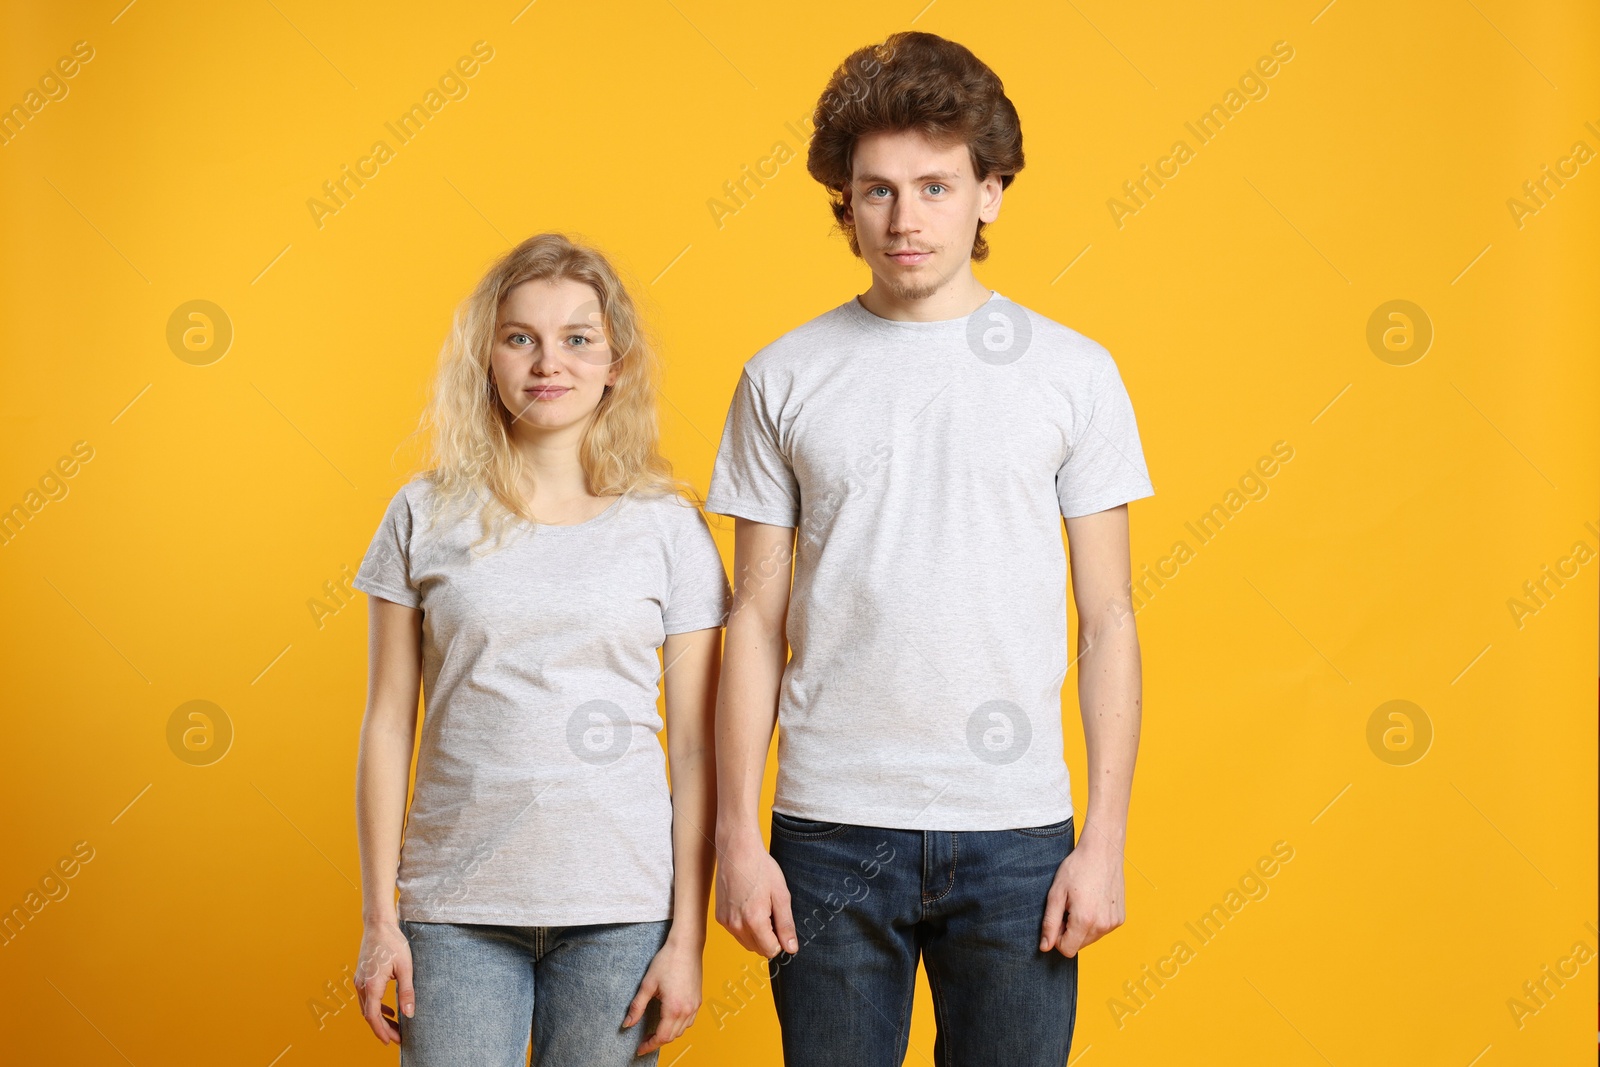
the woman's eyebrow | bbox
[499,320,599,331]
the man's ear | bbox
[979,175,1004,224]
[840,186,854,225]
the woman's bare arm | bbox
[353,595,422,1044]
[624,625,722,1054]
[661,625,722,946]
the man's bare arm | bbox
[712,518,801,958]
[1041,503,1143,956]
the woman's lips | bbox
[525,386,571,400]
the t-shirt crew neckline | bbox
[517,491,628,534]
[844,289,1002,329]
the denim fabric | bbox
[398,918,670,1066]
[767,811,1078,1066]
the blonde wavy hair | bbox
[399,232,696,554]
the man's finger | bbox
[1056,906,1088,958]
[770,884,800,956]
[1039,900,1064,950]
[746,908,782,958]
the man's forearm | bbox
[714,618,784,845]
[1076,619,1142,847]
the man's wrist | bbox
[1079,813,1129,850]
[715,810,764,850]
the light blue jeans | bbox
[398,918,670,1066]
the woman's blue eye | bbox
[569,335,590,346]
[509,332,531,345]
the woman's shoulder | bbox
[384,473,490,534]
[623,488,716,536]
[382,471,441,503]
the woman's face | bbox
[490,278,618,435]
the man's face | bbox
[843,128,1003,301]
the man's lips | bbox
[887,250,932,264]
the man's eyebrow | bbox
[499,319,602,331]
[853,170,963,185]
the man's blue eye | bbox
[927,184,945,195]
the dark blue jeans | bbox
[767,810,1078,1066]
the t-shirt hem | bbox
[771,802,1074,833]
[399,904,673,926]
[663,612,729,635]
[702,495,798,528]
[351,577,419,607]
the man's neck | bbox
[857,269,992,322]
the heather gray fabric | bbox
[353,479,731,924]
[705,291,1155,831]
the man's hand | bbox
[1039,825,1126,957]
[714,827,799,958]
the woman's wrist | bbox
[665,917,707,947]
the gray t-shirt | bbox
[353,478,731,925]
[705,290,1155,831]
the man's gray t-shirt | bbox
[705,290,1155,831]
[353,478,731,924]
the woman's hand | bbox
[353,920,414,1045]
[623,932,703,1055]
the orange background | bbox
[1,1,1596,1064]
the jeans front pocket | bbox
[771,809,848,840]
[1012,815,1074,839]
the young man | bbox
[706,31,1155,1066]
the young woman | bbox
[350,233,730,1065]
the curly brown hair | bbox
[806,31,1025,262]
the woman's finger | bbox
[623,975,657,1029]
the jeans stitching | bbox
[923,833,957,905]
[770,811,849,840]
[1067,950,1080,1055]
[1014,815,1074,839]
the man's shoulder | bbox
[739,296,858,381]
[1003,296,1120,378]
[985,295,1139,396]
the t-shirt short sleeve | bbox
[1056,355,1156,519]
[705,369,801,527]
[663,503,733,634]
[353,486,421,607]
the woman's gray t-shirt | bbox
[705,291,1156,832]
[353,479,731,925]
